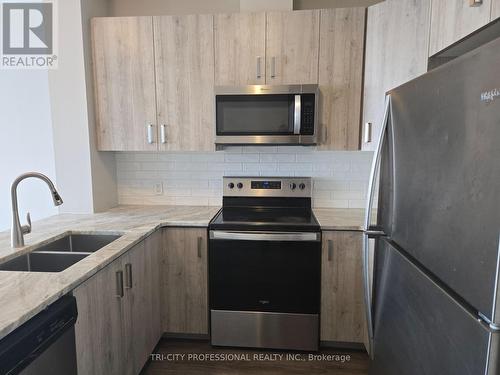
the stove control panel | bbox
[223,177,312,197]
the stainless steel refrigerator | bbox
[363,37,500,375]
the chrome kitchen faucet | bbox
[11,172,63,248]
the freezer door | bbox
[371,239,493,375]
[382,37,500,320]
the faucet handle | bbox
[21,212,32,235]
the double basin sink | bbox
[0,233,121,273]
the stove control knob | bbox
[237,182,243,189]
[228,182,235,189]
[290,183,297,190]
[299,183,306,190]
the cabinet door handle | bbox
[160,124,166,144]
[197,236,203,258]
[327,240,334,261]
[271,56,276,78]
[469,0,482,6]
[115,270,124,298]
[125,263,133,289]
[147,124,155,144]
[256,56,262,79]
[364,122,373,143]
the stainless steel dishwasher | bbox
[0,295,78,375]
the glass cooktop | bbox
[209,207,320,231]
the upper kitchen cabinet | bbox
[429,0,492,56]
[362,0,431,151]
[317,8,365,151]
[493,0,500,20]
[214,12,266,86]
[92,17,157,151]
[266,10,320,84]
[154,15,215,152]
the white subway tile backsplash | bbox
[279,163,312,172]
[333,190,365,200]
[116,149,374,208]
[244,162,278,172]
[224,153,260,162]
[260,153,295,162]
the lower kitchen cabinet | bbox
[74,252,127,375]
[123,230,162,374]
[73,232,162,375]
[320,231,366,345]
[161,228,208,335]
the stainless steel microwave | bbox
[215,85,319,146]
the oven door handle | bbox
[210,230,320,242]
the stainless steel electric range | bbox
[208,176,321,351]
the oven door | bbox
[209,230,321,313]
[208,230,321,350]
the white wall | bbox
[108,0,379,16]
[0,0,117,232]
[49,0,117,214]
[80,0,118,212]
[0,71,58,231]
[240,0,292,12]
[294,0,382,9]
[116,148,373,208]
[48,0,94,214]
[109,0,239,16]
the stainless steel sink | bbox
[0,252,89,272]
[33,233,121,253]
[0,233,121,273]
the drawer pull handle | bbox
[125,263,133,289]
[197,236,203,258]
[328,240,334,261]
[256,56,262,79]
[364,122,373,143]
[115,270,124,298]
[147,124,155,144]
[271,56,277,78]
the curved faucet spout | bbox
[11,172,63,248]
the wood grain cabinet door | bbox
[74,257,127,375]
[429,0,492,56]
[154,15,215,152]
[320,231,366,344]
[122,237,162,375]
[91,17,158,151]
[265,10,320,84]
[362,0,431,151]
[214,12,266,86]
[161,228,208,334]
[317,8,365,151]
[492,0,500,20]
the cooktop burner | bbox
[209,177,319,232]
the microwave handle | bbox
[294,95,301,135]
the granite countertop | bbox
[0,205,364,340]
[0,205,220,340]
[313,208,366,231]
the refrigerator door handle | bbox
[363,95,392,359]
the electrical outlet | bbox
[154,182,163,195]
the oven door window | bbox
[216,95,295,135]
[209,239,320,314]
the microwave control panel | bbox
[300,94,316,135]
